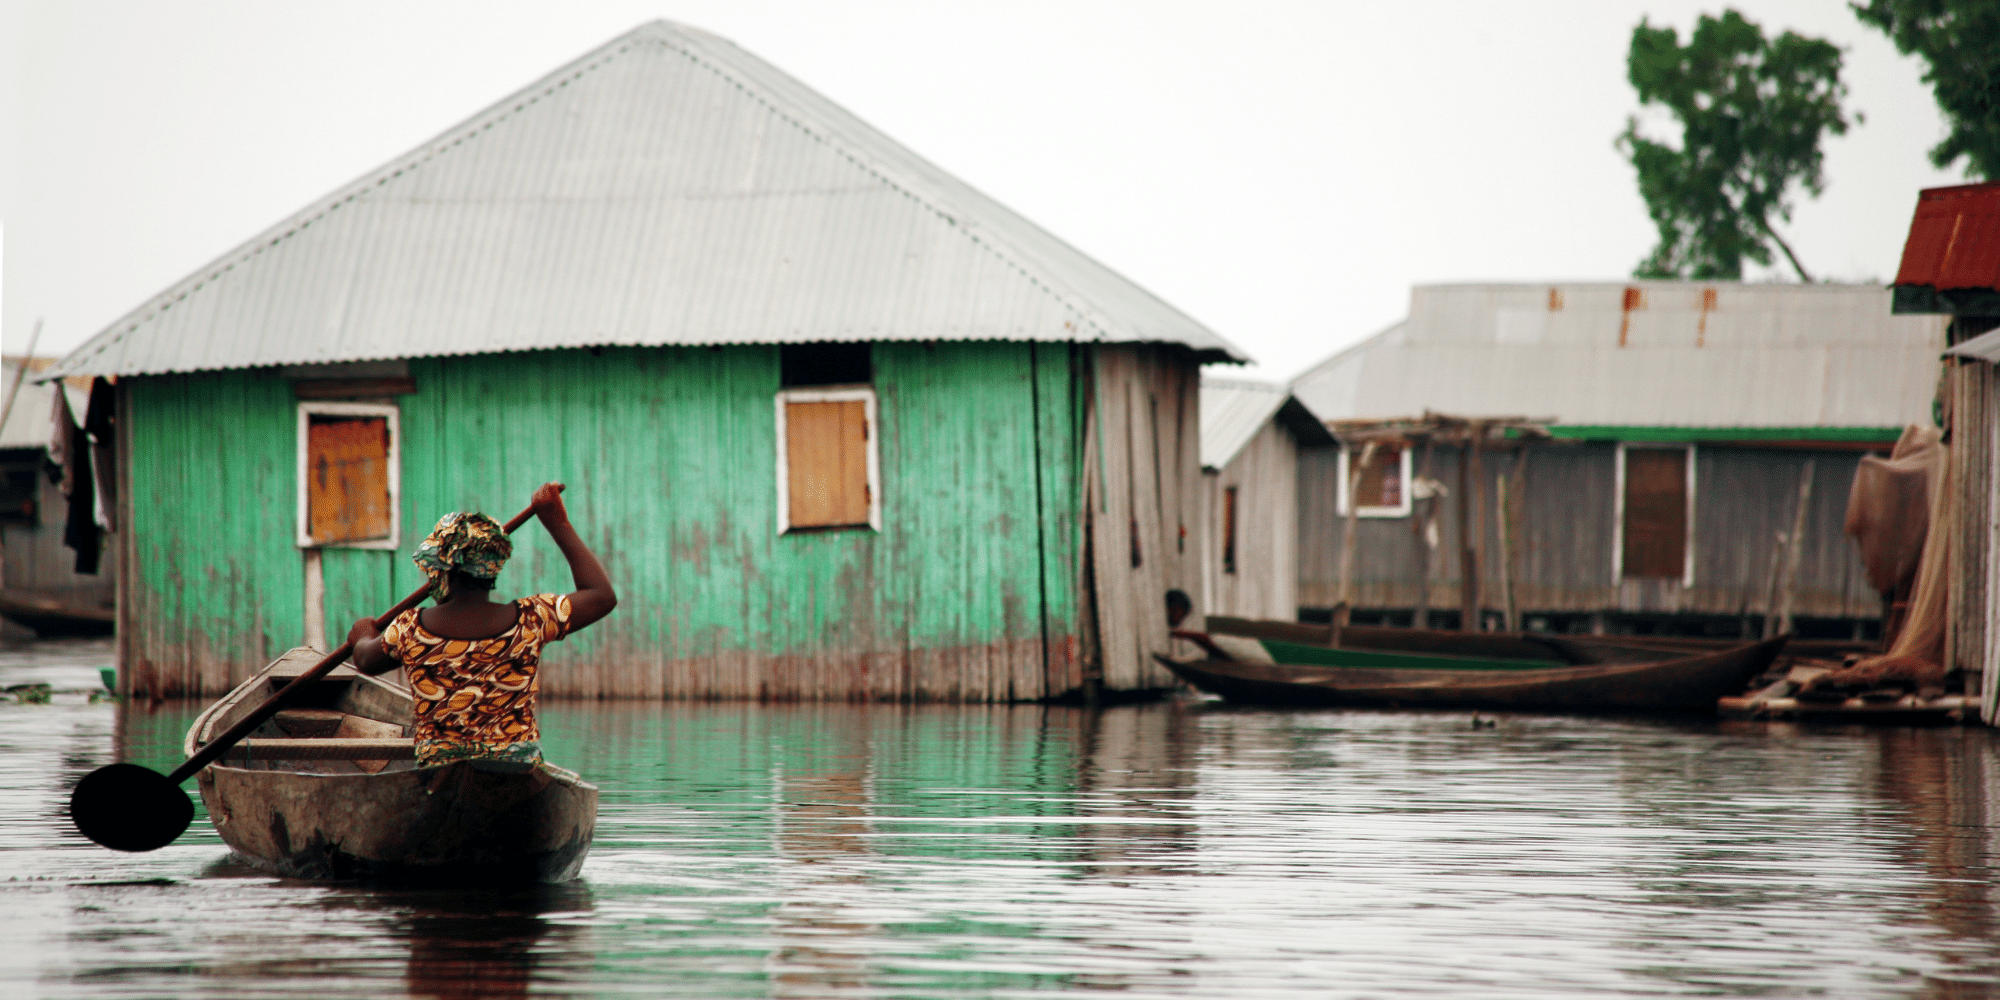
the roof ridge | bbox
[1201,377,1285,391]
[654,29,1119,343]
[1287,318,1406,391]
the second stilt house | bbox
[1290,282,1946,638]
[43,21,1245,700]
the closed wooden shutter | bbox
[1354,445,1404,510]
[786,399,870,529]
[1222,486,1238,574]
[306,415,392,544]
[1622,448,1687,578]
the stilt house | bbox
[40,21,1245,699]
[0,357,115,634]
[1289,282,1946,638]
[1196,380,1332,620]
[1890,182,2000,723]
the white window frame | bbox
[1336,445,1414,518]
[774,386,881,534]
[296,401,400,550]
[1611,441,1696,586]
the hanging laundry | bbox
[51,388,98,574]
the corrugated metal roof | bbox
[43,21,1245,381]
[1290,283,1946,429]
[1895,182,2000,291]
[1945,327,2000,364]
[1,358,88,449]
[1199,378,1332,469]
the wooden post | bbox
[1497,446,1524,633]
[1336,440,1377,636]
[1774,459,1815,637]
[1461,425,1487,632]
[1412,437,1436,629]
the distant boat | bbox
[184,647,596,883]
[0,589,113,637]
[1160,617,1787,713]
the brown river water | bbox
[3,636,1999,998]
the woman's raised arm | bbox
[531,482,618,632]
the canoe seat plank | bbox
[274,709,346,738]
[225,738,416,760]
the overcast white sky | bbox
[0,1,1972,382]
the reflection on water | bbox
[0,638,1997,997]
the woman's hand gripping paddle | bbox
[68,488,559,852]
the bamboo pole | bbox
[1336,440,1378,636]
[1460,424,1487,632]
[1455,435,1473,631]
[1774,459,1816,637]
[1761,531,1787,640]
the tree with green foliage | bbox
[1618,10,1857,281]
[1852,0,2000,180]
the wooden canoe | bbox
[1206,615,1867,661]
[184,647,597,883]
[1157,632,1788,713]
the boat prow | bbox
[185,647,597,883]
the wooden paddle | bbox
[69,490,553,853]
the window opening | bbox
[1338,444,1413,518]
[0,450,41,526]
[781,342,871,387]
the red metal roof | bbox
[1895,182,2000,291]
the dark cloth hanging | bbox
[54,388,99,574]
[83,378,116,534]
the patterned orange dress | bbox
[380,593,573,766]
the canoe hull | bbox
[196,760,596,883]
[186,648,597,884]
[1156,635,1787,713]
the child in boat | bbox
[347,482,616,767]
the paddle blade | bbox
[70,762,194,852]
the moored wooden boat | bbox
[1206,615,1866,662]
[1159,625,1787,712]
[0,588,115,637]
[184,647,597,883]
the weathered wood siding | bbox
[1300,442,1881,621]
[1200,420,1301,621]
[1943,357,1998,724]
[1,469,117,602]
[1081,345,1201,692]
[123,341,1100,700]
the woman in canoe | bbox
[347,482,617,768]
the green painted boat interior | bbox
[1258,639,1566,672]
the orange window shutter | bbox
[1622,450,1687,578]
[307,416,392,544]
[786,400,870,528]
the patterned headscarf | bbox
[413,512,512,601]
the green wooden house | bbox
[44,22,1244,700]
